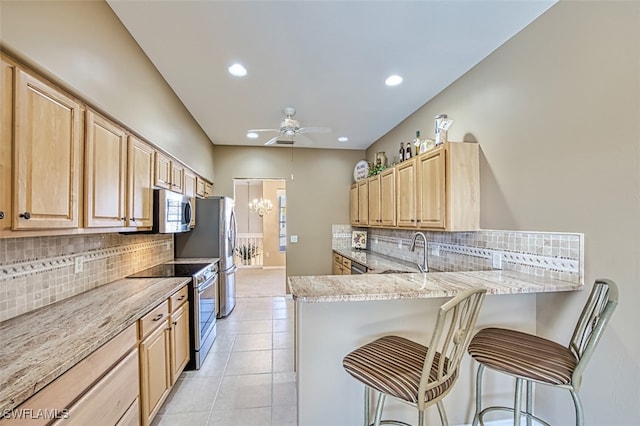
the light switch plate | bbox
[74,256,83,273]
[492,252,502,269]
[290,235,298,243]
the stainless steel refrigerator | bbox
[175,196,238,318]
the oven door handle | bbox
[197,275,217,292]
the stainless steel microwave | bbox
[154,189,192,233]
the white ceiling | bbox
[107,1,555,150]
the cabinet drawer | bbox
[333,253,342,264]
[342,258,352,268]
[139,300,169,340]
[54,349,139,426]
[116,397,139,426]
[169,286,188,313]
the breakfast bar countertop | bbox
[0,276,190,414]
[288,269,583,303]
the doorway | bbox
[233,178,287,296]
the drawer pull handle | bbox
[0,211,4,219]
[172,321,178,326]
[19,212,31,220]
[152,314,164,321]
[177,295,185,301]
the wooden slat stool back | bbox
[343,287,487,426]
[468,279,619,426]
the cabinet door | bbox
[171,162,184,194]
[396,158,417,227]
[357,180,368,225]
[204,181,214,198]
[127,136,154,228]
[195,176,206,198]
[170,303,190,385]
[139,323,171,426]
[417,149,446,229]
[332,253,343,275]
[368,175,381,226]
[13,69,82,229]
[85,110,127,228]
[0,59,13,232]
[154,151,171,189]
[349,184,358,225]
[184,169,197,198]
[380,168,396,226]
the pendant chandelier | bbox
[249,198,273,217]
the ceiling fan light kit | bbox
[248,107,331,146]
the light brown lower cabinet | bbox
[9,324,138,426]
[139,286,190,426]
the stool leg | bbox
[514,378,523,426]
[418,410,425,426]
[436,400,449,426]
[570,390,584,426]
[364,386,371,426]
[373,392,386,426]
[472,364,485,426]
[525,380,533,426]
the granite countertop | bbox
[333,249,420,273]
[0,276,190,414]
[288,270,582,303]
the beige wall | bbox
[262,180,286,268]
[212,145,364,276]
[368,2,640,424]
[0,0,215,179]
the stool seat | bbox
[343,335,457,404]
[468,327,577,386]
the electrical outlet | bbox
[492,252,502,269]
[374,237,378,244]
[431,244,440,256]
[74,256,83,273]
[397,240,403,249]
[166,242,171,250]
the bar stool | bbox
[343,287,486,426]
[468,279,618,426]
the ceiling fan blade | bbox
[298,126,332,134]
[264,136,279,145]
[248,128,279,133]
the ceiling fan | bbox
[248,107,331,146]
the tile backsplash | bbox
[333,225,584,284]
[0,233,173,323]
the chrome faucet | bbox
[410,232,429,273]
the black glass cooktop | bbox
[128,263,211,278]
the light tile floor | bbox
[152,267,295,426]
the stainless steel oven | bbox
[127,261,218,370]
[191,264,218,369]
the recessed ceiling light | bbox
[228,63,247,77]
[385,74,403,86]
[338,137,349,142]
[246,132,258,139]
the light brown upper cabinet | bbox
[379,167,396,226]
[401,143,479,231]
[154,151,172,190]
[204,181,213,198]
[170,162,184,194]
[84,110,127,228]
[0,58,14,233]
[368,174,381,225]
[396,157,417,227]
[349,183,359,226]
[357,180,368,226]
[195,176,206,198]
[128,136,155,229]
[184,169,197,198]
[13,68,83,230]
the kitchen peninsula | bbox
[288,271,582,426]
